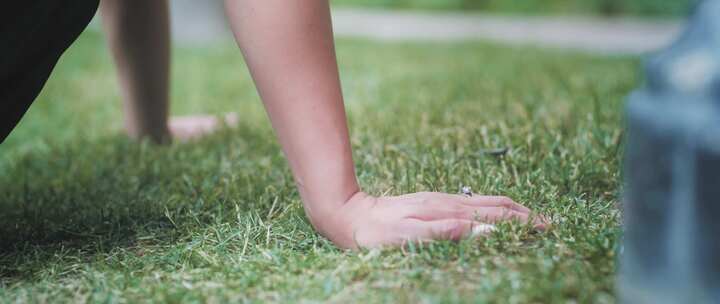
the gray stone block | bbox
[621,1,720,303]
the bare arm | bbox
[225,0,545,249]
[225,0,359,243]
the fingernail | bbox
[471,224,497,236]
[537,215,551,227]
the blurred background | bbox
[331,0,692,16]
[165,0,690,52]
[0,1,699,302]
[2,0,696,159]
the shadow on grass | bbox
[1,136,168,250]
[0,124,294,278]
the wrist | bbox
[304,190,373,249]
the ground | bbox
[0,30,636,303]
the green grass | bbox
[0,30,637,303]
[331,0,694,17]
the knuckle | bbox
[445,220,468,239]
[498,196,516,208]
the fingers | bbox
[532,213,551,230]
[460,197,549,229]
[394,192,531,213]
[403,219,476,241]
[463,195,532,214]
[405,197,530,223]
[396,192,547,229]
[350,193,549,249]
[401,218,500,243]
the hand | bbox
[315,191,548,249]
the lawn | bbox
[0,30,636,303]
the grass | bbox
[0,30,637,303]
[330,0,694,17]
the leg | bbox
[100,0,171,143]
[0,0,100,143]
[100,0,239,142]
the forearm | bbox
[224,0,359,238]
[100,0,170,142]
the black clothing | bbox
[1,0,100,143]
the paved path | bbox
[331,8,684,55]
[94,3,684,55]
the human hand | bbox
[313,191,548,249]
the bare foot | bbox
[168,113,239,142]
